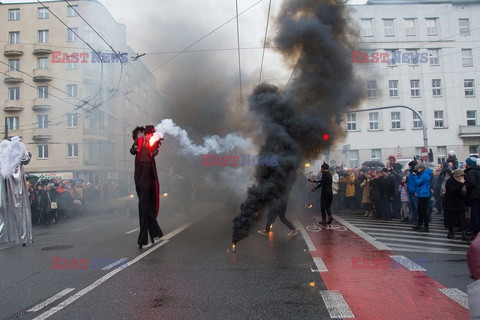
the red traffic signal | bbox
[322,133,329,141]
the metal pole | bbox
[4,117,8,140]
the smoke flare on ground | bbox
[155,119,254,156]
[232,0,364,244]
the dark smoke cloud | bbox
[232,0,364,244]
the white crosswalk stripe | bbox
[336,213,470,255]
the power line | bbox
[258,0,272,84]
[37,0,105,108]
[235,0,243,109]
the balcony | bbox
[3,70,23,84]
[4,43,23,57]
[32,128,52,141]
[33,68,53,82]
[3,99,23,112]
[33,43,52,55]
[32,98,52,111]
[459,125,480,138]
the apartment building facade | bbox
[0,0,163,182]
[325,0,480,170]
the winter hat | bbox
[321,162,329,170]
[466,157,477,167]
[448,150,455,156]
[453,169,464,179]
[415,163,425,170]
[408,160,418,168]
[467,234,480,280]
[144,125,155,134]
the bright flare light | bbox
[149,131,164,147]
[305,163,311,168]
[162,193,168,197]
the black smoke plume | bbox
[232,0,364,244]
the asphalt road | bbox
[0,200,473,320]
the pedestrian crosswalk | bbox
[335,213,471,255]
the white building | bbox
[327,0,480,169]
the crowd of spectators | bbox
[306,151,479,241]
[25,179,129,225]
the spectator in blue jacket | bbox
[412,163,431,232]
[406,160,418,224]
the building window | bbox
[38,30,49,43]
[361,19,373,37]
[8,59,19,71]
[67,62,77,70]
[347,113,357,131]
[391,112,401,129]
[469,145,479,156]
[38,7,49,19]
[425,18,437,35]
[349,150,359,169]
[459,18,470,35]
[67,84,78,98]
[38,145,48,159]
[67,4,79,17]
[410,80,420,97]
[37,57,48,70]
[7,116,19,130]
[67,143,79,158]
[37,115,48,128]
[38,86,48,98]
[405,18,416,36]
[437,146,446,164]
[462,49,473,67]
[9,32,20,44]
[67,27,78,41]
[465,79,475,97]
[8,9,20,21]
[406,49,419,65]
[386,50,398,67]
[9,87,20,100]
[389,80,399,97]
[67,113,78,128]
[434,110,444,128]
[369,112,379,130]
[467,110,477,126]
[428,49,439,65]
[372,149,382,162]
[432,79,442,96]
[383,19,395,36]
[413,111,423,128]
[367,81,377,98]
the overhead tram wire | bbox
[37,0,105,110]
[235,0,243,109]
[128,0,262,90]
[64,0,124,101]
[258,0,272,84]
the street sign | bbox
[420,147,428,161]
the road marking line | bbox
[292,217,316,252]
[70,227,88,232]
[125,228,139,234]
[439,288,469,309]
[28,288,75,312]
[101,258,129,270]
[333,215,390,250]
[386,247,466,255]
[311,257,328,272]
[389,255,427,271]
[32,221,195,320]
[319,290,355,319]
[382,242,466,254]
[367,230,469,241]
[375,236,470,248]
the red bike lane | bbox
[296,210,470,320]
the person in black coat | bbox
[465,157,480,238]
[443,169,467,241]
[130,125,163,249]
[310,162,333,225]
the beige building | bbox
[0,0,164,182]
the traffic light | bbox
[323,133,329,141]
